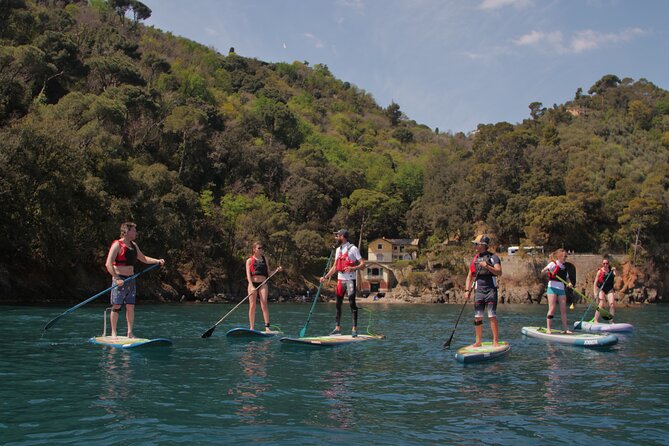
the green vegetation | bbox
[1,2,667,301]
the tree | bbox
[340,189,405,247]
[524,195,589,250]
[130,0,151,24]
[617,196,663,264]
[163,105,207,178]
[385,101,401,127]
[529,101,545,120]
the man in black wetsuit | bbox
[465,235,502,347]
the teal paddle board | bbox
[225,327,282,338]
[455,341,510,363]
[521,326,618,347]
[89,336,173,349]
[280,333,385,347]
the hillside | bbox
[1,1,667,302]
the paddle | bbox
[574,269,613,330]
[298,247,336,338]
[554,275,612,320]
[201,269,280,338]
[443,272,478,349]
[44,263,160,331]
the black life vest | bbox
[249,255,269,276]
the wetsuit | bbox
[469,251,501,318]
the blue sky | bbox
[141,0,668,134]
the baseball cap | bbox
[472,234,490,245]
[333,228,349,238]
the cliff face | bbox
[382,254,664,305]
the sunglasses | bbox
[602,262,609,265]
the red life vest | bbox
[335,245,356,272]
[112,240,137,266]
[547,261,568,282]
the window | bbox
[399,246,404,252]
[377,244,383,249]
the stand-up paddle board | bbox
[280,333,385,347]
[455,341,511,363]
[89,336,173,349]
[521,327,617,347]
[225,327,282,338]
[574,321,634,333]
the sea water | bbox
[1,303,668,445]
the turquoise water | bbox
[2,302,668,445]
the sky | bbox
[141,0,669,134]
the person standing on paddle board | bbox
[541,248,573,334]
[105,222,165,338]
[246,242,282,332]
[465,235,502,347]
[320,229,365,337]
[593,256,617,323]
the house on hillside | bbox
[360,238,419,294]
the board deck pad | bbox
[89,336,173,349]
[280,333,385,346]
[521,326,618,347]
[574,321,634,333]
[225,327,283,338]
[455,341,511,363]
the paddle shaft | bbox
[554,275,611,318]
[201,269,280,338]
[299,247,335,338]
[443,271,479,349]
[44,263,160,330]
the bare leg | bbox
[607,292,615,321]
[258,285,270,332]
[559,297,571,333]
[110,305,121,337]
[490,317,499,346]
[474,318,483,347]
[248,286,257,331]
[546,294,557,333]
[126,304,135,337]
[593,291,604,323]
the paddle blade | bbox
[443,332,455,349]
[298,326,307,338]
[44,314,64,331]
[574,321,582,330]
[201,326,216,338]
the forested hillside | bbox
[1,0,668,302]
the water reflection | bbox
[231,341,273,423]
[540,343,573,416]
[322,368,356,429]
[96,347,134,417]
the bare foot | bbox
[471,342,482,348]
[545,329,552,334]
[561,330,573,334]
[127,333,136,338]
[493,342,500,347]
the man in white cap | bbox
[465,235,502,347]
[320,229,365,336]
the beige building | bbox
[361,238,419,293]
